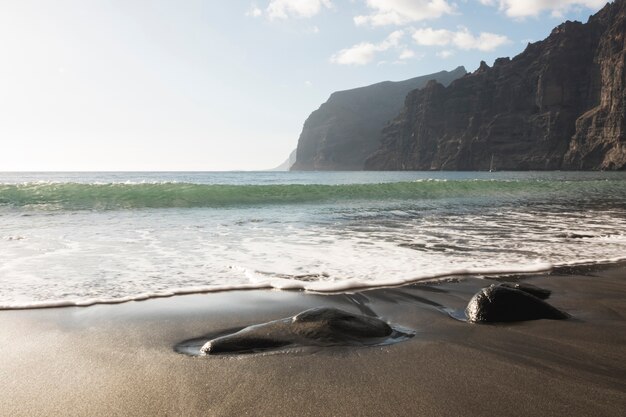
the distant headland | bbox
[290,0,626,171]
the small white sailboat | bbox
[489,154,495,172]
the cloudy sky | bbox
[0,0,609,170]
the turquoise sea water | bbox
[1,171,625,308]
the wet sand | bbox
[0,264,625,416]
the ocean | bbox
[1,171,625,309]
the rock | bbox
[201,307,395,355]
[291,307,392,341]
[200,321,294,354]
[465,284,569,323]
[565,1,626,169]
[498,282,552,300]
[290,67,466,171]
[365,0,626,171]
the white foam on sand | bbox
[2,257,626,310]
[2,178,626,310]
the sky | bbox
[0,0,610,171]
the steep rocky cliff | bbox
[365,0,626,171]
[291,67,466,171]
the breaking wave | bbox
[1,179,624,210]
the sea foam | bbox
[1,172,626,310]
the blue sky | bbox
[0,0,609,170]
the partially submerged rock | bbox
[291,307,392,341]
[498,282,551,300]
[465,284,569,323]
[201,321,294,355]
[200,307,398,355]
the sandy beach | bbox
[0,263,624,416]
[3,1,626,416]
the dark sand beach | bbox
[1,264,625,416]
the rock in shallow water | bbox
[201,307,394,355]
[291,307,392,340]
[465,284,569,323]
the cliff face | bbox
[270,149,297,171]
[565,1,626,169]
[290,67,466,171]
[365,0,626,171]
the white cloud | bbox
[354,0,455,26]
[266,0,333,19]
[380,30,404,48]
[398,49,416,59]
[436,49,454,58]
[411,27,454,46]
[480,0,605,18]
[246,5,263,17]
[331,43,380,65]
[454,30,510,51]
[331,30,405,65]
[413,27,509,51]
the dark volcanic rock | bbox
[291,67,466,171]
[291,307,392,340]
[565,1,626,169]
[498,282,552,300]
[200,307,396,355]
[465,285,569,323]
[365,0,626,171]
[200,321,294,354]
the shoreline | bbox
[3,258,626,311]
[1,263,625,415]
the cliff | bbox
[290,67,466,171]
[269,149,297,171]
[365,0,626,171]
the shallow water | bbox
[1,171,625,308]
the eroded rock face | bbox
[565,1,626,169]
[290,67,466,171]
[200,307,397,355]
[365,0,626,171]
[465,285,569,323]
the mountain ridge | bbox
[365,0,626,171]
[290,67,467,171]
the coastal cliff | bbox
[365,0,626,171]
[270,149,297,171]
[290,67,466,171]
